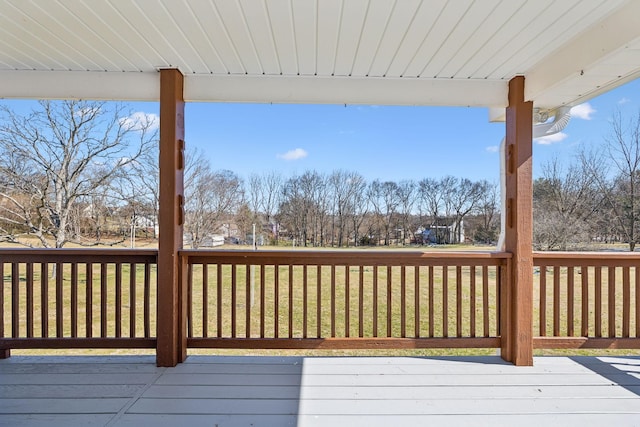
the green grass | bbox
[2,263,156,342]
[188,264,500,340]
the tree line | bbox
[236,170,498,248]
[533,109,640,251]
[0,100,638,251]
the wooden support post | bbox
[0,262,7,358]
[157,69,187,367]
[501,76,534,366]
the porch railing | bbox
[3,248,640,355]
[533,252,640,349]
[182,250,509,349]
[0,249,157,351]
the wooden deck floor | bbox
[1,355,639,426]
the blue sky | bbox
[1,77,638,185]
[186,101,505,183]
[184,77,639,184]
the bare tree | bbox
[185,154,243,248]
[311,172,331,247]
[343,172,368,247]
[579,111,640,251]
[418,177,443,242]
[128,136,160,239]
[247,173,263,224]
[254,171,283,243]
[110,165,158,247]
[533,157,601,250]
[473,180,499,244]
[417,176,485,244]
[449,177,484,244]
[298,171,326,246]
[329,170,366,247]
[277,171,326,247]
[395,180,417,245]
[604,110,640,251]
[368,180,399,246]
[76,191,111,242]
[0,100,156,248]
[277,174,309,246]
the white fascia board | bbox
[184,74,508,107]
[525,0,640,109]
[0,70,510,107]
[0,70,159,101]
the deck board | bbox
[0,373,159,385]
[109,414,640,427]
[0,414,114,426]
[154,372,623,386]
[0,398,131,413]
[143,384,637,399]
[0,384,145,398]
[0,355,639,426]
[127,396,640,415]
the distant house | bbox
[219,222,241,242]
[183,233,224,248]
[200,235,225,247]
[417,220,464,245]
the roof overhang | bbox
[1,0,639,117]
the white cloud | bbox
[485,145,499,153]
[619,97,631,105]
[119,112,160,132]
[535,132,568,145]
[570,103,596,120]
[277,148,308,161]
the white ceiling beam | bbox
[185,74,508,106]
[0,70,508,107]
[525,0,640,109]
[0,70,159,100]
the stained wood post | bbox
[501,76,534,366]
[0,261,7,358]
[157,69,187,367]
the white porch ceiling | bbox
[1,0,639,114]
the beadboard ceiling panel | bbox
[0,0,639,113]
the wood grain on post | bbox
[502,76,534,365]
[157,68,186,367]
